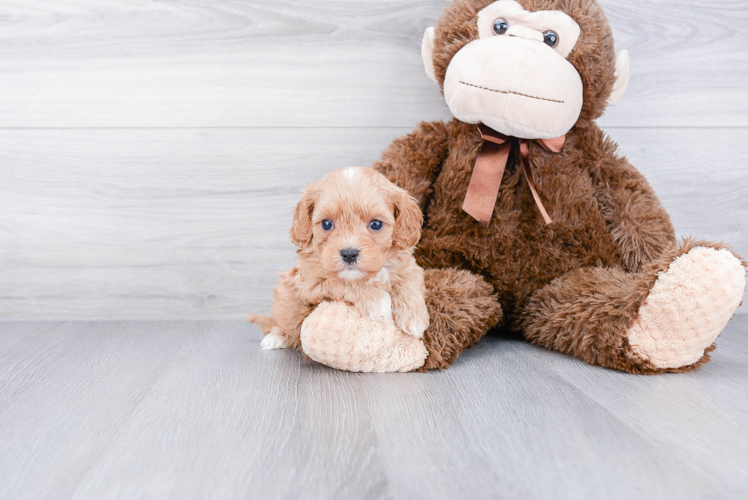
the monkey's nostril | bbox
[340,248,359,264]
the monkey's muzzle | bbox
[443,36,583,139]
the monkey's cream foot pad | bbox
[628,247,747,369]
[300,301,428,373]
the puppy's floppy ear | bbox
[391,187,423,250]
[290,186,317,248]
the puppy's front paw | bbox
[364,293,393,323]
[261,327,289,350]
[403,319,429,338]
[395,300,430,338]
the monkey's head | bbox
[422,0,629,139]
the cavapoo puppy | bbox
[249,166,429,350]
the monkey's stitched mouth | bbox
[459,81,564,104]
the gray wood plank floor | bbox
[1,316,746,500]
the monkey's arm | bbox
[592,141,676,273]
[374,120,452,208]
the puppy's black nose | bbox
[340,248,359,264]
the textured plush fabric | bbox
[628,247,747,369]
[301,301,428,373]
[372,0,747,373]
[520,239,746,374]
[299,268,502,372]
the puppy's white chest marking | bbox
[339,268,365,281]
[371,266,390,284]
[379,292,392,320]
[367,291,393,323]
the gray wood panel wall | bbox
[1,0,746,320]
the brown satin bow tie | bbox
[462,124,566,227]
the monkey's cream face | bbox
[436,0,584,139]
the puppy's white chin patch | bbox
[339,268,365,281]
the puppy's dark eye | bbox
[543,30,559,48]
[321,219,334,231]
[369,220,383,231]
[492,18,509,35]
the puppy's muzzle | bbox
[340,248,359,264]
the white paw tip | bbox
[261,330,288,350]
[406,323,429,338]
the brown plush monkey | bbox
[297,0,747,373]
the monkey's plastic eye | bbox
[492,18,509,35]
[321,219,334,231]
[369,220,383,231]
[543,30,559,48]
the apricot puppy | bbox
[249,167,429,350]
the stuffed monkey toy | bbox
[298,0,747,373]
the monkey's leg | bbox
[417,268,504,371]
[518,241,746,374]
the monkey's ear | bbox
[608,50,630,106]
[421,27,438,83]
[289,187,316,249]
